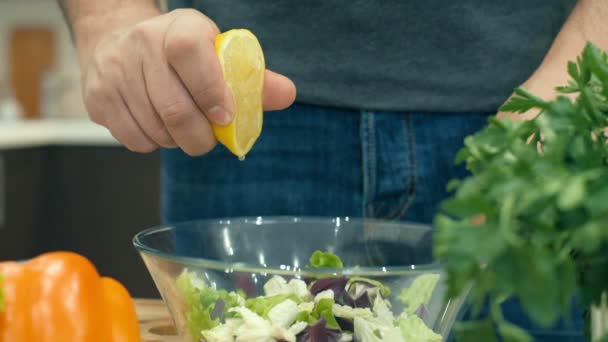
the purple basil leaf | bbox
[416,304,430,321]
[234,273,258,297]
[210,298,225,320]
[296,318,342,342]
[309,277,349,300]
[341,291,372,309]
[336,317,354,332]
[341,282,382,309]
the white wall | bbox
[0,0,78,77]
[0,0,82,117]
[0,0,169,73]
[0,0,168,118]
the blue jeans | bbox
[161,103,585,341]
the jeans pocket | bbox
[362,111,419,220]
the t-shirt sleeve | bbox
[166,0,194,10]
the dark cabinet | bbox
[0,146,162,297]
[0,148,47,260]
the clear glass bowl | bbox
[133,216,469,341]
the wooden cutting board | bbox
[135,299,181,342]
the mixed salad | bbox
[177,251,442,342]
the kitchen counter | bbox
[136,299,180,342]
[0,118,119,150]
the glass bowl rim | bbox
[133,216,443,276]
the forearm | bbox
[524,0,608,99]
[57,0,161,63]
[58,0,161,26]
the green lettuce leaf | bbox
[177,270,244,340]
[200,318,241,342]
[397,274,440,314]
[312,298,341,330]
[397,314,442,342]
[245,293,300,318]
[309,250,344,269]
[346,276,391,297]
[353,316,405,342]
[332,303,373,320]
[295,310,316,325]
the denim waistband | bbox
[161,103,490,224]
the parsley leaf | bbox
[435,42,608,341]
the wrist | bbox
[72,5,161,66]
[520,64,567,102]
[521,25,588,101]
[498,53,577,121]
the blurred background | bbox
[0,0,166,297]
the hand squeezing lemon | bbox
[212,29,265,158]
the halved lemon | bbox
[213,29,265,158]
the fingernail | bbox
[208,106,232,125]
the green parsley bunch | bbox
[434,42,608,342]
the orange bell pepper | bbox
[0,251,140,342]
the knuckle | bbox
[88,111,105,126]
[126,143,157,153]
[84,80,105,101]
[111,129,157,153]
[158,100,193,127]
[183,138,217,156]
[132,143,158,153]
[169,8,193,16]
[83,83,108,115]
[164,11,218,59]
[108,129,129,148]
[192,81,224,106]
[204,18,220,37]
[129,22,153,46]
[105,53,123,70]
[149,125,175,147]
[164,30,199,60]
[96,50,124,72]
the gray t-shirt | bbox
[170,0,576,112]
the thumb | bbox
[263,70,297,111]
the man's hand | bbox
[65,4,296,155]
